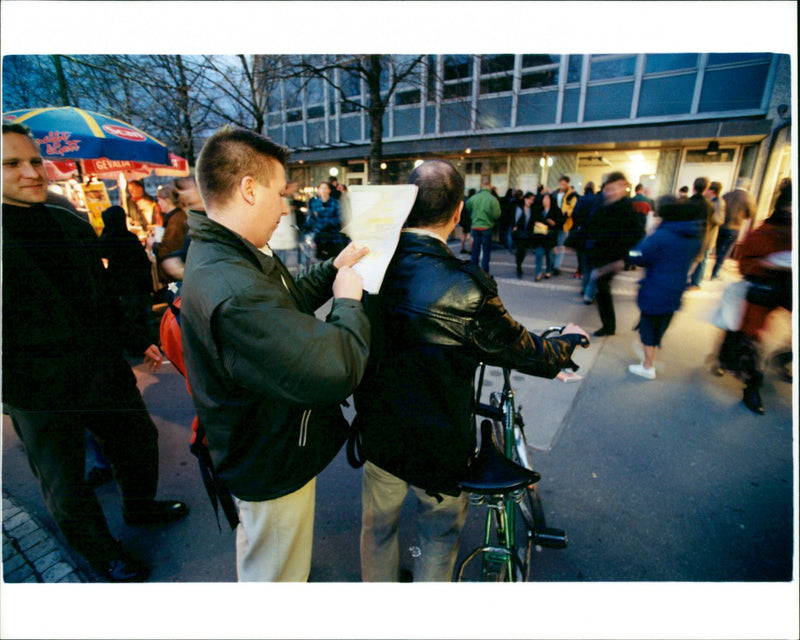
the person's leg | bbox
[544,246,554,276]
[7,406,122,569]
[553,231,567,272]
[480,230,492,272]
[515,241,527,275]
[711,229,734,279]
[470,230,481,266]
[410,488,469,582]
[595,273,616,333]
[360,461,409,582]
[234,477,316,581]
[534,246,544,279]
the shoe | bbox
[124,500,189,526]
[104,554,151,582]
[552,269,560,276]
[460,249,469,255]
[573,272,582,279]
[86,466,114,490]
[535,274,543,282]
[399,568,414,583]
[685,285,700,292]
[594,327,615,337]
[516,266,523,278]
[743,386,764,415]
[544,272,552,279]
[628,363,656,380]
[583,297,594,305]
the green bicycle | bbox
[457,326,587,581]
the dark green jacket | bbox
[181,211,370,501]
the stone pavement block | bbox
[3,548,27,574]
[32,549,61,574]
[8,517,38,538]
[3,538,16,561]
[16,527,48,551]
[5,563,35,583]
[58,572,81,583]
[4,510,28,530]
[42,561,73,583]
[3,500,22,518]
[24,538,58,562]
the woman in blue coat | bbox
[627,195,703,379]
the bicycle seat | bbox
[459,421,540,495]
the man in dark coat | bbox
[354,160,589,581]
[2,123,188,582]
[581,171,644,336]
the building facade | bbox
[270,53,791,221]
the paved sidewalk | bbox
[2,492,88,583]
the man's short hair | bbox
[405,160,465,227]
[2,122,39,147]
[559,175,570,183]
[196,125,290,209]
[693,177,709,194]
[707,181,722,196]
[480,175,491,187]
[605,171,629,185]
[635,183,644,192]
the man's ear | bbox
[452,200,464,226]
[240,175,256,206]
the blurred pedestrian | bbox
[126,178,161,230]
[305,181,347,260]
[716,180,792,414]
[180,125,370,581]
[530,192,562,281]
[459,188,475,254]
[466,176,501,273]
[626,195,704,379]
[567,181,597,286]
[270,180,300,264]
[687,178,724,290]
[152,183,189,284]
[713,179,756,279]
[2,123,188,583]
[551,176,577,275]
[512,191,536,278]
[581,171,643,336]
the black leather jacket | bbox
[353,232,584,495]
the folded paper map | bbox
[340,185,418,294]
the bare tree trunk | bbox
[52,55,71,106]
[367,55,385,184]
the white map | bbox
[340,185,418,294]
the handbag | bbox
[533,221,548,235]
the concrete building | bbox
[271,53,791,222]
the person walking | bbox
[530,192,562,281]
[512,191,536,278]
[2,123,188,583]
[179,126,370,581]
[686,177,719,290]
[713,179,756,280]
[581,171,644,336]
[626,195,704,379]
[466,175,501,273]
[353,159,589,582]
[551,176,577,275]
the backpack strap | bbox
[190,420,239,532]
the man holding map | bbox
[353,160,590,581]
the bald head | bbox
[405,160,465,227]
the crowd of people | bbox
[2,119,792,584]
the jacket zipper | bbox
[299,409,312,447]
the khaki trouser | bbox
[234,478,316,582]
[360,461,468,582]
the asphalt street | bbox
[2,244,797,639]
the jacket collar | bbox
[188,209,276,275]
[398,229,460,261]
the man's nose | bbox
[22,162,43,178]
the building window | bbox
[699,63,770,112]
[707,53,771,66]
[567,55,583,83]
[590,55,636,81]
[638,74,696,117]
[480,76,513,94]
[481,54,515,75]
[444,82,471,100]
[644,53,698,74]
[584,82,635,121]
[443,54,472,80]
[396,89,421,105]
[307,105,325,119]
[520,55,560,89]
[685,148,736,163]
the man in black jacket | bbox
[353,160,589,581]
[2,123,188,582]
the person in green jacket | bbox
[466,175,502,273]
[180,126,371,581]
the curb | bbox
[2,492,89,583]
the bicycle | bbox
[456,326,589,581]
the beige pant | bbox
[234,478,316,582]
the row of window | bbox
[269,53,778,148]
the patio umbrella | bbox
[3,106,171,166]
